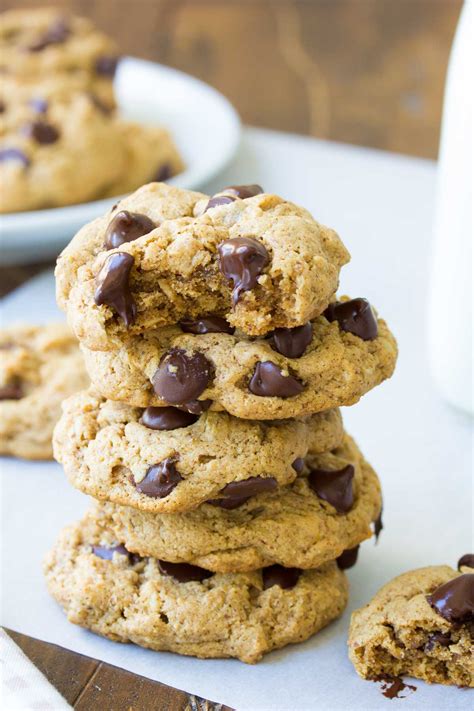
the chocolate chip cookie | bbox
[0,8,118,108]
[80,296,396,419]
[55,183,350,346]
[85,433,381,571]
[44,510,349,663]
[53,387,344,512]
[348,559,474,687]
[0,324,89,459]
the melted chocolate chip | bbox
[0,148,30,166]
[337,545,359,570]
[94,252,137,327]
[92,544,130,560]
[23,121,59,145]
[292,458,304,474]
[95,55,119,76]
[223,184,263,199]
[134,458,183,499]
[220,476,278,498]
[324,298,378,340]
[158,560,213,582]
[0,382,23,400]
[217,236,270,305]
[28,19,70,52]
[180,316,235,335]
[425,632,452,651]
[140,406,198,431]
[29,97,48,113]
[458,554,474,570]
[177,399,212,415]
[249,361,304,398]
[427,574,474,623]
[373,508,384,542]
[269,322,313,358]
[207,495,251,510]
[104,210,155,250]
[377,677,417,700]
[205,195,237,211]
[262,564,301,590]
[308,464,354,514]
[153,163,173,182]
[151,348,213,405]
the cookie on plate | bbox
[53,387,343,512]
[89,433,381,571]
[348,558,474,687]
[80,296,397,419]
[44,511,349,663]
[0,324,89,459]
[55,183,350,346]
[0,8,118,108]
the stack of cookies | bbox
[0,8,183,213]
[45,182,397,663]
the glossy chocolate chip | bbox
[425,632,452,651]
[104,210,155,250]
[308,464,354,514]
[458,554,474,570]
[217,236,270,305]
[29,97,48,113]
[180,316,235,335]
[207,495,251,510]
[219,476,278,499]
[95,55,119,76]
[92,544,130,560]
[337,545,359,570]
[153,163,173,182]
[292,457,304,474]
[223,184,263,199]
[0,382,23,400]
[373,509,384,542]
[94,252,136,327]
[158,560,213,583]
[262,564,301,590]
[427,574,474,623]
[28,19,70,51]
[134,458,183,499]
[177,399,212,415]
[140,406,198,431]
[205,195,237,211]
[23,121,59,145]
[269,322,313,358]
[324,298,378,340]
[0,148,30,166]
[249,361,304,398]
[152,348,213,405]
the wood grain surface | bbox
[1,1,462,709]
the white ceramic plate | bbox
[0,57,241,265]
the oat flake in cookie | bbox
[44,511,349,663]
[55,182,350,347]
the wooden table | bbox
[1,1,461,708]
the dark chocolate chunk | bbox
[458,554,474,570]
[425,632,452,651]
[28,19,70,52]
[153,163,173,182]
[269,322,313,358]
[219,476,278,498]
[207,495,251,510]
[22,120,59,145]
[140,406,198,431]
[95,55,119,76]
[337,545,359,570]
[308,464,354,514]
[324,298,378,340]
[373,508,384,542]
[217,236,269,305]
[94,252,136,327]
[427,574,474,623]
[292,457,304,474]
[134,458,183,499]
[262,564,301,590]
[205,194,237,211]
[0,147,30,166]
[249,361,304,398]
[92,544,130,560]
[104,210,155,250]
[177,399,212,415]
[223,184,263,199]
[378,677,417,700]
[29,97,48,113]
[180,316,235,335]
[0,382,23,400]
[151,348,213,405]
[158,560,213,583]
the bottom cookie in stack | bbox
[44,510,349,663]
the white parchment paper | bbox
[1,129,472,710]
